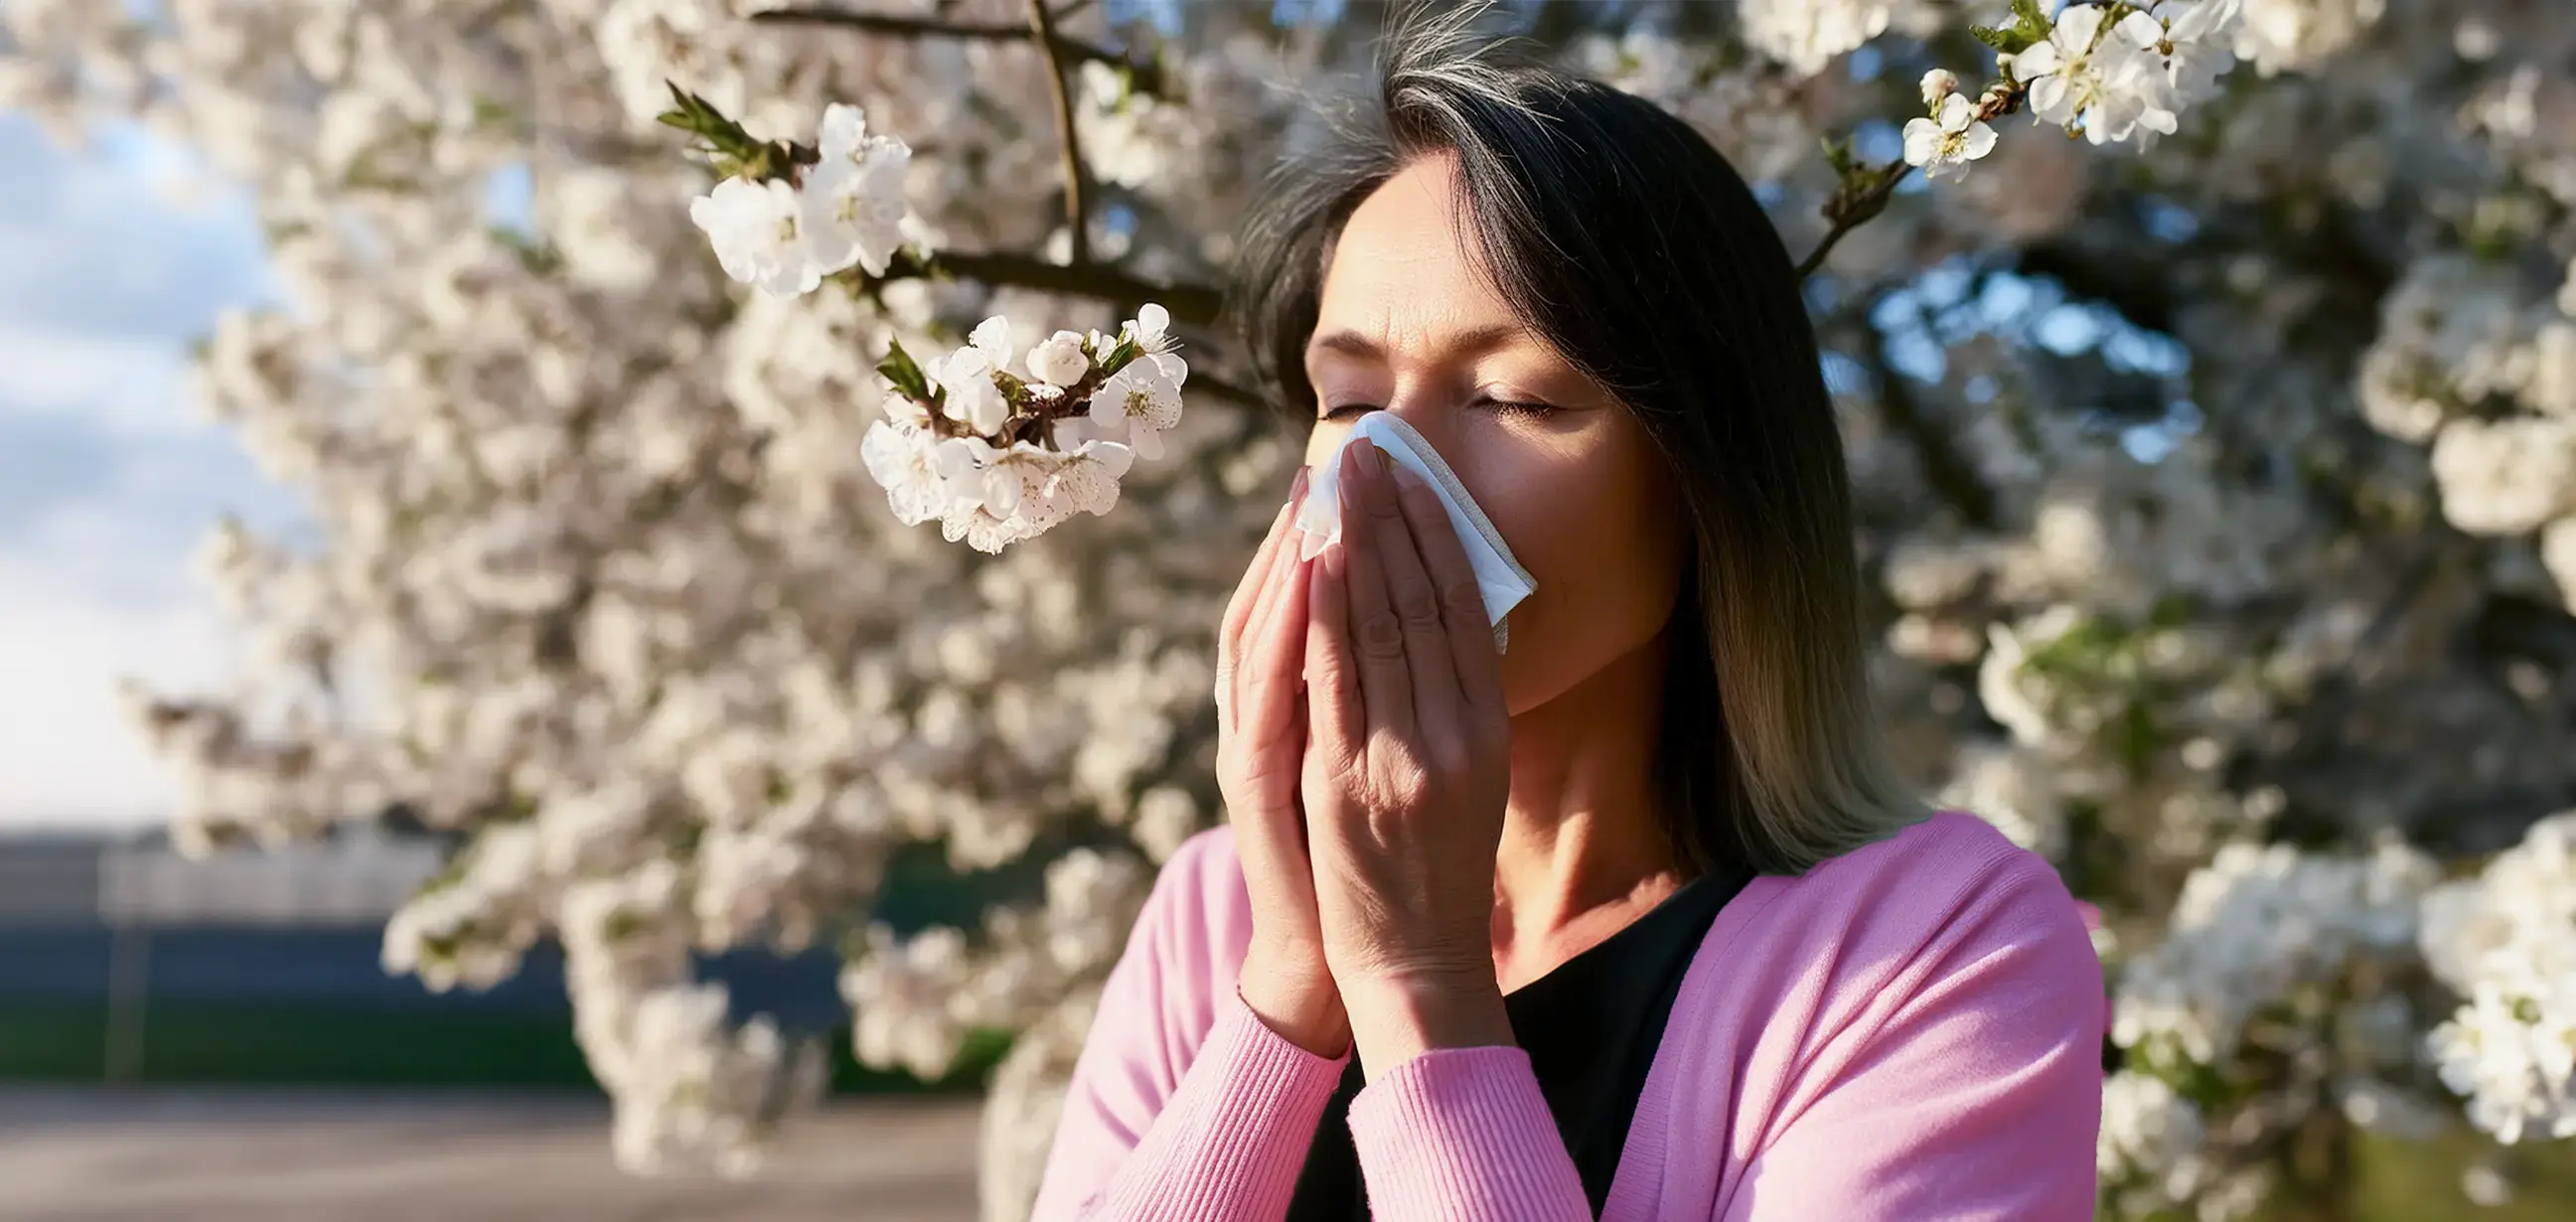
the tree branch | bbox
[1859,324,1998,530]
[1024,0,1090,267]
[1796,162,1912,280]
[749,5,1131,70]
[1187,369,1266,411]
[867,247,1225,328]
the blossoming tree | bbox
[6,0,2575,1217]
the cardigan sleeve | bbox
[1343,1044,1592,1219]
[1721,849,2106,1222]
[1027,831,1353,1222]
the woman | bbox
[1028,15,2103,1222]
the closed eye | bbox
[1319,402,1380,422]
[1478,395,1560,421]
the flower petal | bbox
[2053,4,2104,49]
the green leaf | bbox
[877,339,934,402]
[2011,0,2050,32]
[1097,335,1140,377]
[1819,134,1858,175]
[1969,24,2019,53]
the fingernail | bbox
[1366,441,1390,479]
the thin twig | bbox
[1856,314,1997,530]
[1797,81,2023,279]
[1795,162,1912,280]
[749,5,1129,67]
[1024,0,1090,267]
[1188,369,1267,411]
[867,247,1225,327]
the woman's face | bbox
[1303,154,1687,715]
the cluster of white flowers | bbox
[2011,1,2243,147]
[1890,1,2249,183]
[2356,255,2576,615]
[2098,1069,2209,1209]
[689,102,916,297]
[1937,739,2068,861]
[841,844,1149,1087]
[560,860,827,1176]
[2232,0,2387,76]
[859,306,1188,553]
[20,0,2576,1213]
[1738,0,1899,76]
[1903,72,1999,183]
[2421,812,2576,1144]
[2113,840,2435,1065]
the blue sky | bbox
[0,111,297,829]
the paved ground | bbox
[0,1088,982,1221]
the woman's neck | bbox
[1490,632,1684,987]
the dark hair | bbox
[1230,7,1923,876]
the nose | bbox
[1304,392,1465,471]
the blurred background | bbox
[4,1,2575,1220]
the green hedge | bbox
[0,999,1010,1094]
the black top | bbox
[1284,863,1752,1221]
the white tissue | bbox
[1292,412,1537,652]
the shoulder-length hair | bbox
[1229,8,1926,877]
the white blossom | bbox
[800,102,914,278]
[1087,352,1186,460]
[2429,417,2576,535]
[2233,0,2387,76]
[1903,92,1998,182]
[1740,0,1895,76]
[689,176,820,298]
[2013,4,2181,146]
[2422,813,2576,1144]
[846,924,976,1081]
[1026,329,1092,386]
[2153,0,2244,102]
[2099,1070,2207,1203]
[859,417,954,527]
[2113,841,2435,1066]
[1938,740,2066,861]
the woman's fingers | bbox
[1240,536,1314,747]
[1388,465,1506,719]
[1305,531,1363,766]
[1217,469,1307,721]
[1334,442,1417,742]
[1368,463,1465,727]
[1242,474,1310,665]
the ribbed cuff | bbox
[1099,990,1349,1220]
[1346,1045,1591,1219]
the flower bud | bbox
[1920,69,1961,109]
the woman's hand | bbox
[1301,440,1517,1076]
[1214,468,1351,1056]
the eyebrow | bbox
[1305,322,1527,366]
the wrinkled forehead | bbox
[1308,157,1535,369]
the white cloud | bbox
[0,552,233,831]
[0,322,195,433]
[0,111,280,828]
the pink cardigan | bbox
[1029,812,2104,1220]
